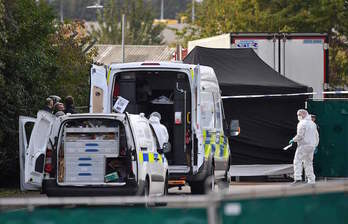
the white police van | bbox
[90,62,239,194]
[19,112,169,196]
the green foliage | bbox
[0,0,95,186]
[180,0,348,88]
[50,21,97,106]
[0,0,54,186]
[126,0,165,44]
[170,25,200,48]
[91,0,165,45]
[191,0,347,35]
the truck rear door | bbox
[90,64,109,113]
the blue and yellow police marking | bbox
[106,67,112,85]
[138,152,144,162]
[138,152,163,164]
[190,68,194,80]
[149,153,154,163]
[202,130,230,160]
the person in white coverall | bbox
[289,109,319,184]
[149,112,169,149]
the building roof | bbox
[94,45,175,64]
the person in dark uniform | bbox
[311,114,320,154]
[64,96,76,114]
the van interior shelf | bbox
[150,101,174,105]
[65,127,118,133]
[150,95,174,104]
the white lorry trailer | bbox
[188,33,329,99]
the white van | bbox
[19,111,169,196]
[90,62,238,194]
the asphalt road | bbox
[169,181,290,195]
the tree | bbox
[0,0,96,187]
[189,0,271,37]
[0,0,6,88]
[50,21,97,106]
[126,0,164,44]
[180,0,348,88]
[91,0,165,45]
[0,0,55,186]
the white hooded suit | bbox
[292,115,319,183]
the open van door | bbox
[192,65,201,173]
[24,111,55,188]
[19,116,36,191]
[90,64,109,113]
[193,65,201,131]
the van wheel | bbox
[143,179,150,197]
[224,158,232,184]
[142,179,151,207]
[164,175,168,196]
[190,181,205,194]
[155,176,168,207]
[191,164,215,194]
[208,165,215,192]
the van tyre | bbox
[224,157,232,184]
[208,165,215,192]
[164,174,168,196]
[224,169,231,184]
[142,179,150,197]
[142,179,151,207]
[155,175,168,207]
[190,181,205,194]
[190,163,215,194]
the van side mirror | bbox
[159,142,171,154]
[229,119,240,137]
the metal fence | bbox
[308,100,348,177]
[0,181,347,224]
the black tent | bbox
[184,46,310,165]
